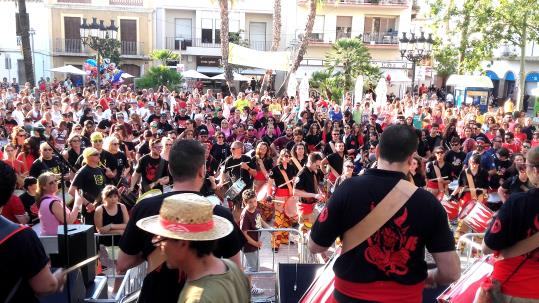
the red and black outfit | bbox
[484,188,539,300]
[268,164,296,248]
[425,160,452,193]
[310,169,455,303]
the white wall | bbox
[0,0,52,83]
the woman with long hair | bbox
[3,143,28,188]
[252,142,273,192]
[333,159,355,192]
[62,134,83,170]
[17,137,40,173]
[104,136,129,186]
[408,155,426,187]
[37,172,83,236]
[267,149,297,252]
[305,123,322,152]
[290,142,307,173]
[10,126,27,150]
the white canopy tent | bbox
[446,75,494,88]
[211,72,251,81]
[120,73,135,79]
[182,69,210,79]
[49,65,87,75]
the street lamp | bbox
[29,28,36,83]
[399,30,434,96]
[80,17,119,95]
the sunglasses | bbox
[111,143,120,146]
[42,148,52,151]
[346,165,354,168]
[17,134,26,137]
[71,139,81,143]
[92,140,103,143]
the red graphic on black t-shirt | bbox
[318,207,328,223]
[145,163,158,181]
[490,218,502,233]
[364,206,418,276]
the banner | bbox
[228,43,290,71]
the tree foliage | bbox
[432,39,458,86]
[309,70,344,102]
[136,66,183,89]
[429,0,497,74]
[324,38,380,93]
[149,49,180,66]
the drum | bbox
[487,192,501,203]
[462,202,495,233]
[256,183,269,203]
[206,195,222,206]
[285,196,299,219]
[437,255,494,303]
[448,180,458,191]
[224,178,246,200]
[441,196,459,221]
[136,189,162,204]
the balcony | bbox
[53,38,90,55]
[120,41,145,57]
[53,38,145,57]
[109,0,143,5]
[363,32,399,45]
[304,0,408,6]
[165,37,271,51]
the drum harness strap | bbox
[279,167,294,194]
[433,162,446,193]
[465,170,478,200]
[341,179,417,254]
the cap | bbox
[82,147,100,160]
[198,129,208,135]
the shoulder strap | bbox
[341,179,418,254]
[432,162,445,193]
[465,171,477,200]
[291,157,302,171]
[279,168,294,194]
[257,158,269,179]
[501,231,539,259]
[0,216,29,245]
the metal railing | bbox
[164,37,271,51]
[109,0,143,6]
[323,0,408,4]
[54,38,89,55]
[363,32,399,45]
[120,41,145,56]
[457,232,485,270]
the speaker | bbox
[52,225,96,287]
[278,263,324,303]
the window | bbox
[175,18,192,49]
[214,19,221,44]
[201,18,213,43]
[64,16,81,53]
[310,15,325,42]
[336,16,352,40]
[364,16,398,34]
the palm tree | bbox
[219,0,235,95]
[309,70,343,101]
[149,49,180,66]
[17,0,34,86]
[276,0,318,97]
[324,38,380,94]
[260,0,281,95]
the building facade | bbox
[47,0,153,83]
[0,0,52,84]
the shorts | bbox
[243,251,259,272]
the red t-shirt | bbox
[1,195,25,223]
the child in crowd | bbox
[239,189,271,296]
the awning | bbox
[239,68,275,75]
[446,75,493,88]
[505,71,515,81]
[49,65,87,75]
[196,66,223,75]
[526,72,539,82]
[485,70,499,81]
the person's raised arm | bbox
[426,251,461,288]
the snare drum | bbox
[437,255,494,303]
[487,192,501,203]
[224,179,246,200]
[462,202,494,233]
[441,196,459,221]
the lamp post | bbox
[29,28,36,83]
[80,17,119,96]
[399,31,434,96]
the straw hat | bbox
[136,193,233,241]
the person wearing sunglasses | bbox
[498,154,529,203]
[29,142,65,179]
[332,159,355,192]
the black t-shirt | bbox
[118,190,246,303]
[137,141,151,157]
[74,150,118,184]
[457,168,490,195]
[268,164,296,190]
[310,169,455,287]
[223,155,255,189]
[240,208,261,253]
[0,226,49,303]
[295,167,324,203]
[490,158,512,189]
[210,143,231,164]
[501,175,530,194]
[72,165,106,202]
[445,150,466,179]
[326,152,345,175]
[425,160,452,181]
[135,155,169,191]
[29,157,66,178]
[67,148,83,169]
[426,135,443,152]
[111,151,128,184]
[19,192,38,224]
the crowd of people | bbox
[0,76,538,303]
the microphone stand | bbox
[46,140,77,302]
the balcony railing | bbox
[120,41,145,56]
[109,0,143,5]
[324,0,407,4]
[53,38,145,56]
[54,38,90,55]
[165,37,271,51]
[56,0,91,3]
[363,32,399,45]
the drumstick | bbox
[278,179,295,188]
[426,176,449,182]
[227,163,242,169]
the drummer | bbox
[217,141,256,220]
[425,146,451,197]
[294,152,325,235]
[290,142,307,175]
[266,149,296,253]
[321,141,345,193]
[252,142,274,222]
